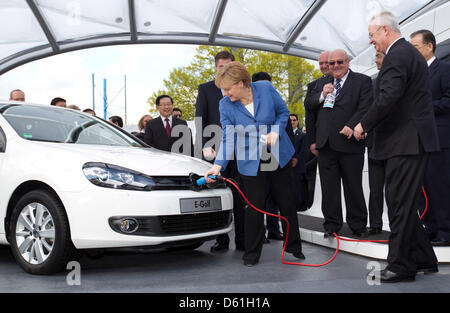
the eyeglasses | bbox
[173,114,182,118]
[328,60,346,66]
[369,26,383,39]
[157,103,173,107]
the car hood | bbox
[32,142,213,177]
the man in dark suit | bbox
[305,49,372,238]
[304,51,330,209]
[355,11,439,282]
[290,114,308,212]
[195,51,246,252]
[366,51,386,236]
[144,95,192,156]
[410,29,450,246]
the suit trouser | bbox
[421,148,450,241]
[240,162,302,263]
[317,147,367,233]
[216,159,246,248]
[368,157,385,228]
[384,152,437,275]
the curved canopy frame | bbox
[0,0,444,75]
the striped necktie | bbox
[335,79,342,98]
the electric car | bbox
[0,102,233,275]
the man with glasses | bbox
[144,95,192,156]
[305,49,372,238]
[410,29,450,247]
[354,11,439,283]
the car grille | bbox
[109,211,232,236]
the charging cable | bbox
[195,175,429,267]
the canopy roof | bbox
[0,0,446,75]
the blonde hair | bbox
[215,61,251,89]
[138,114,152,131]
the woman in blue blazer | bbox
[205,62,304,266]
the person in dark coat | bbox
[355,11,439,282]
[305,49,372,238]
[410,29,450,246]
[144,95,192,156]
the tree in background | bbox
[148,46,321,124]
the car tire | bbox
[9,189,81,275]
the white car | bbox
[0,102,233,274]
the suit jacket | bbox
[361,38,440,160]
[365,77,378,155]
[293,128,307,174]
[195,80,223,150]
[143,116,193,155]
[305,70,373,154]
[304,75,331,147]
[215,81,295,176]
[429,58,450,149]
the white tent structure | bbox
[1,0,449,261]
[0,0,449,76]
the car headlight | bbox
[82,162,199,191]
[82,163,155,191]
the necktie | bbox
[165,118,171,138]
[335,79,342,98]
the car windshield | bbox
[0,104,143,147]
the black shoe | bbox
[210,241,229,253]
[243,259,258,267]
[367,227,382,235]
[417,264,439,274]
[324,231,336,238]
[376,269,415,283]
[267,232,284,241]
[351,229,369,238]
[291,251,305,260]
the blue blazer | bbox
[215,81,294,176]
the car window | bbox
[0,127,5,152]
[0,105,143,147]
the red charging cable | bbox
[222,177,429,267]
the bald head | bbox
[318,51,330,76]
[9,89,25,102]
[328,49,350,79]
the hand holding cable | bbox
[204,164,222,184]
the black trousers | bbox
[421,148,450,241]
[216,159,246,248]
[240,162,302,263]
[384,152,437,275]
[317,147,367,233]
[368,157,385,228]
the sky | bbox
[0,44,199,127]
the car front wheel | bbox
[9,189,80,275]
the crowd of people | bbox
[7,10,449,282]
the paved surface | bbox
[1,235,449,294]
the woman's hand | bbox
[204,164,222,183]
[266,132,279,146]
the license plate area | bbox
[180,197,222,213]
